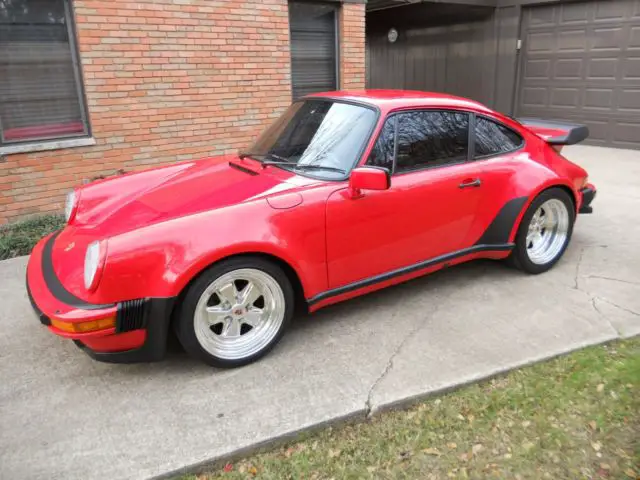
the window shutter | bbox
[289,2,338,100]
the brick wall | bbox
[0,0,366,225]
[340,3,366,90]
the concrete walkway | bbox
[0,146,638,480]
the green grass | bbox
[184,338,639,480]
[0,214,64,260]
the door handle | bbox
[459,178,481,189]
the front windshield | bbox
[244,99,377,180]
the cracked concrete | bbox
[0,145,638,480]
[364,297,448,418]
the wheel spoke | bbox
[532,209,542,224]
[216,282,237,306]
[222,318,241,337]
[239,281,262,307]
[243,308,264,327]
[205,305,230,325]
[541,214,554,229]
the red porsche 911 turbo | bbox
[27,90,596,367]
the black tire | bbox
[508,188,575,274]
[175,256,294,368]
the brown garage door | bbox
[516,0,640,149]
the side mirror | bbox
[348,167,390,198]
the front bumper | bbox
[579,184,596,214]
[26,231,175,363]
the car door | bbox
[325,109,485,290]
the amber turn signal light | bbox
[50,316,116,333]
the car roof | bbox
[306,89,494,114]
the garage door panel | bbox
[517,0,640,149]
[550,87,580,108]
[558,29,589,50]
[582,119,611,144]
[584,88,614,109]
[555,58,583,79]
[595,1,629,19]
[623,57,640,78]
[614,122,640,145]
[561,3,590,23]
[588,57,619,79]
[590,27,626,50]
[527,7,557,26]
[630,26,640,47]
[618,88,640,110]
[527,32,555,52]
[524,59,551,78]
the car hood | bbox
[73,155,306,236]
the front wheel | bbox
[509,188,575,274]
[175,257,294,368]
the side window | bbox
[395,111,469,173]
[474,117,523,158]
[366,116,395,171]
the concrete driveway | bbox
[0,145,638,480]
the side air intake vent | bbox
[116,299,148,333]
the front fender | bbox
[93,197,328,304]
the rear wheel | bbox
[175,257,294,367]
[509,188,575,274]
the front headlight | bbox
[65,190,77,223]
[84,240,106,291]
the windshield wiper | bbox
[242,153,346,175]
[261,161,345,174]
[238,152,290,163]
[291,164,346,174]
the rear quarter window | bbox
[474,116,523,159]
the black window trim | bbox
[470,113,525,162]
[0,0,91,147]
[263,95,381,182]
[366,107,474,176]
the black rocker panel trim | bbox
[42,231,114,310]
[474,196,528,246]
[307,243,514,306]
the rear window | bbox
[474,117,523,158]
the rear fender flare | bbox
[508,180,577,243]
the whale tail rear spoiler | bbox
[517,118,589,151]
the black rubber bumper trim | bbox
[26,277,51,326]
[41,231,114,310]
[73,297,176,363]
[579,186,596,214]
